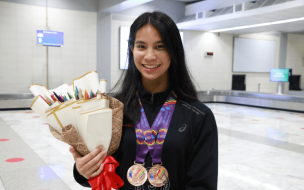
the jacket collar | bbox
[137,82,172,106]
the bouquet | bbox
[29,71,124,190]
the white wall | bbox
[233,33,281,93]
[286,34,304,90]
[110,15,134,89]
[0,1,97,93]
[183,31,233,91]
[97,12,112,91]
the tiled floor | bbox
[0,103,304,190]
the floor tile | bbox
[0,167,70,190]
[0,177,5,190]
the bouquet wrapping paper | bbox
[31,96,62,132]
[30,95,51,121]
[100,79,107,94]
[49,124,90,156]
[45,101,61,113]
[83,108,112,152]
[48,101,78,133]
[73,71,100,93]
[29,83,73,101]
[48,96,123,156]
[29,84,51,99]
[29,71,124,190]
[77,97,108,112]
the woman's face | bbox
[132,24,171,82]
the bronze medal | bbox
[147,165,169,187]
[127,164,147,186]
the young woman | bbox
[70,11,218,190]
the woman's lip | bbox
[142,64,160,72]
[142,64,160,68]
[142,64,159,66]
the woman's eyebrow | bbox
[154,41,163,44]
[135,40,163,44]
[135,41,145,44]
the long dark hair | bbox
[111,11,198,124]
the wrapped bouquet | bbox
[29,71,124,190]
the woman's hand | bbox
[69,145,107,179]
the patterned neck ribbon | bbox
[135,93,177,164]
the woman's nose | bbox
[144,49,156,61]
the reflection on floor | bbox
[0,103,304,190]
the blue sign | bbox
[37,30,64,47]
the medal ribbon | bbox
[135,93,177,164]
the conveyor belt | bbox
[198,90,304,112]
[0,93,34,109]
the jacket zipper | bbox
[150,93,155,114]
[150,93,154,104]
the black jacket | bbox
[74,84,218,189]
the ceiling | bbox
[176,0,304,34]
[174,0,204,5]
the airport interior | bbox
[0,0,304,189]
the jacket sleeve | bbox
[185,109,218,190]
[73,163,91,188]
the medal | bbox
[128,92,177,187]
[127,163,148,186]
[148,164,169,187]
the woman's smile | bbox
[141,64,161,71]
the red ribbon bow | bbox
[88,156,124,190]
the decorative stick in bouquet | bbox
[29,71,124,190]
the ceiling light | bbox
[209,17,304,33]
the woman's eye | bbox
[137,45,145,49]
[156,45,165,49]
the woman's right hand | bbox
[69,145,107,179]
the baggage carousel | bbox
[0,93,34,110]
[198,90,304,112]
[1,90,304,112]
